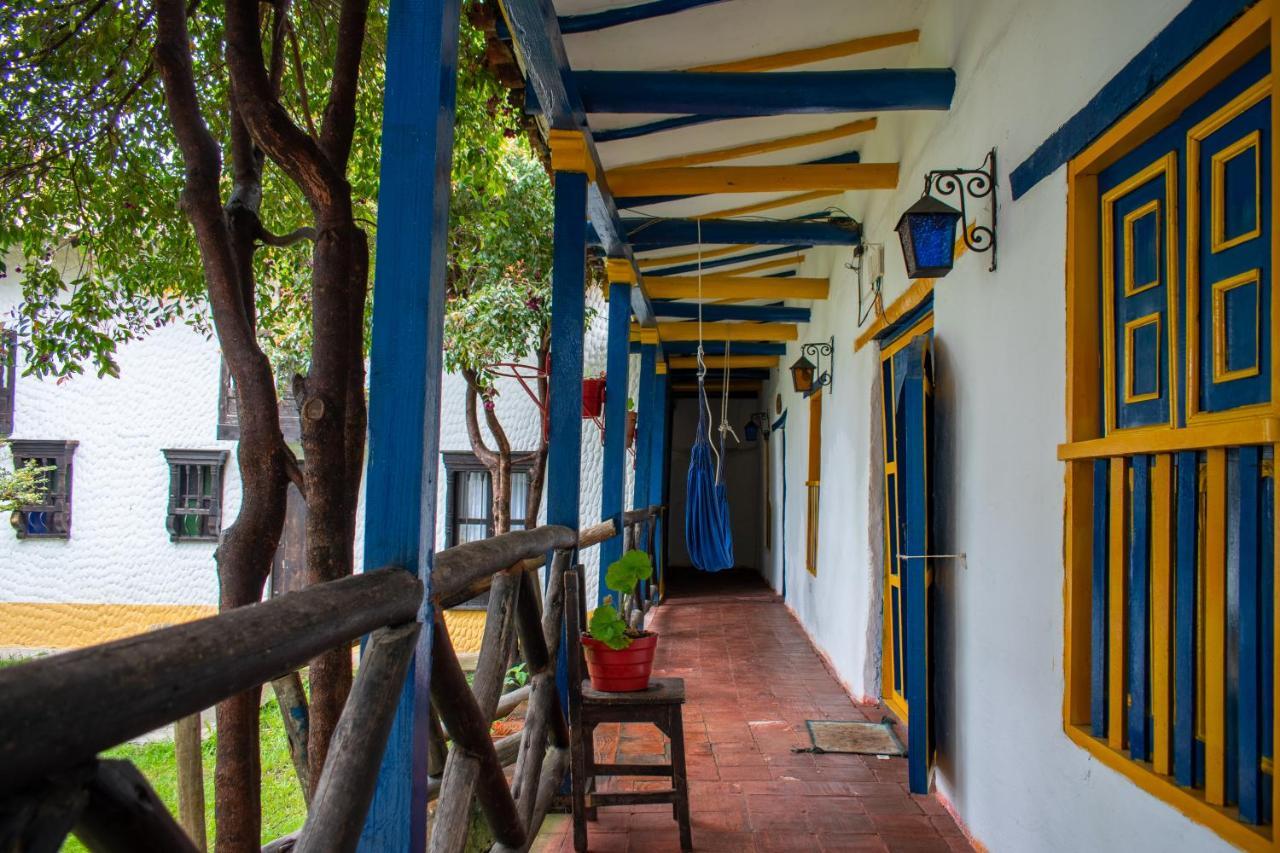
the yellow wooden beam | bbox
[548,129,596,181]
[668,355,779,370]
[690,29,922,73]
[637,244,751,269]
[644,321,798,342]
[626,119,877,171]
[605,258,637,283]
[607,163,899,197]
[700,191,841,220]
[644,275,829,301]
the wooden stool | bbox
[564,566,692,852]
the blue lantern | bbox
[744,419,760,442]
[894,194,962,279]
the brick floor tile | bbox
[536,572,967,853]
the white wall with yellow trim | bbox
[759,1,1238,850]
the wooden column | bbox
[599,260,634,594]
[649,363,670,593]
[358,0,462,847]
[547,130,591,705]
[631,343,657,514]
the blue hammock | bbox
[685,377,734,571]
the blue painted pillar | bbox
[359,0,460,848]
[546,134,590,711]
[599,263,633,595]
[649,364,669,590]
[632,343,657,511]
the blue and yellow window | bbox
[1060,5,1280,849]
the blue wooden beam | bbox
[651,341,787,356]
[623,217,858,249]
[645,244,808,276]
[501,0,656,326]
[616,151,860,208]
[359,0,461,848]
[652,302,810,323]
[499,0,730,37]
[576,69,956,115]
[600,282,631,584]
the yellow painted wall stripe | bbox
[690,29,921,73]
[1204,447,1228,805]
[667,355,779,369]
[643,275,829,300]
[1150,453,1174,775]
[1109,456,1129,751]
[642,321,798,342]
[607,163,900,197]
[0,602,491,655]
[626,119,877,171]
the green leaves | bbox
[588,599,631,650]
[605,549,653,598]
[0,444,53,513]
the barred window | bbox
[217,360,300,441]
[442,451,535,611]
[9,440,76,539]
[1,327,15,437]
[163,449,228,542]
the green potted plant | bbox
[581,548,656,691]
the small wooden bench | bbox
[564,565,692,852]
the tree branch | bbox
[286,20,319,142]
[257,224,316,247]
[318,0,370,167]
[462,369,499,469]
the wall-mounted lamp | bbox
[789,336,834,398]
[895,148,997,279]
[743,411,770,442]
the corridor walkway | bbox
[535,570,973,852]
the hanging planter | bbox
[582,376,606,418]
[625,411,638,449]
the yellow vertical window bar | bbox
[1109,455,1130,751]
[1204,447,1228,805]
[1150,454,1174,775]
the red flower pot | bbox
[581,632,657,692]
[582,378,606,418]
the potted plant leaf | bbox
[581,548,656,691]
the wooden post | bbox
[74,760,199,852]
[359,0,462,847]
[173,712,207,850]
[547,137,589,710]
[649,369,669,596]
[297,623,421,853]
[599,274,633,596]
[270,672,311,804]
[632,345,657,517]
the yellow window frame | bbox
[1059,4,1280,850]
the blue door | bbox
[895,335,934,794]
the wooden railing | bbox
[0,520,626,853]
[620,505,663,626]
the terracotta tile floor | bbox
[534,569,972,853]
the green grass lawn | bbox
[60,693,307,851]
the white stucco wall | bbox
[0,271,624,628]
[0,276,235,612]
[757,1,1238,850]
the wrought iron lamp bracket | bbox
[801,336,835,397]
[923,147,998,272]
